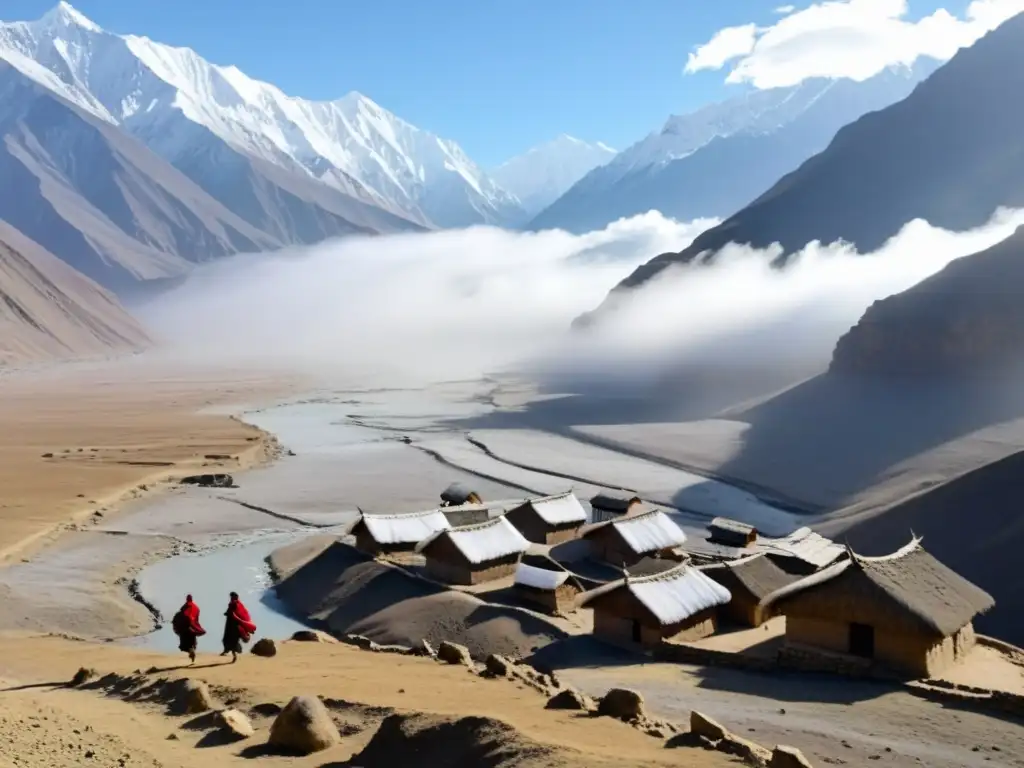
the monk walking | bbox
[171,594,206,664]
[221,591,257,663]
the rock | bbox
[69,667,97,687]
[484,654,512,677]
[717,734,772,764]
[597,688,646,721]
[420,639,437,658]
[770,745,815,768]
[437,641,473,667]
[216,709,255,740]
[342,634,375,650]
[172,679,216,715]
[179,473,234,488]
[268,696,340,754]
[545,688,593,711]
[251,638,278,657]
[690,711,728,742]
[290,630,336,643]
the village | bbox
[338,481,999,682]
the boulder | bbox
[173,679,216,715]
[437,641,473,667]
[251,638,278,657]
[717,733,772,764]
[770,745,815,768]
[484,654,512,677]
[268,696,340,754]
[342,634,376,650]
[545,688,594,711]
[179,473,234,488]
[216,709,255,740]
[69,667,97,687]
[690,711,728,742]
[290,630,337,643]
[597,688,646,721]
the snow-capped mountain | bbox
[530,63,936,233]
[491,135,616,217]
[0,3,525,230]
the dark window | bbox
[848,622,875,658]
[631,619,642,643]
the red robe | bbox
[173,599,206,636]
[228,598,257,640]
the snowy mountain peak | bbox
[39,2,101,33]
[0,5,527,229]
[491,135,616,217]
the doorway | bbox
[848,622,875,658]
[631,619,642,644]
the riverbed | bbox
[1,377,806,648]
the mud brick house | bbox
[506,492,588,545]
[580,564,732,647]
[350,509,451,555]
[417,515,530,586]
[582,510,687,567]
[760,537,994,677]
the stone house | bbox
[589,491,642,524]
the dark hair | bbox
[229,591,239,599]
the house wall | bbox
[507,507,582,546]
[786,615,977,677]
[354,529,419,556]
[515,583,580,614]
[664,608,719,643]
[592,605,718,648]
[718,591,762,627]
[426,551,520,586]
[586,528,647,567]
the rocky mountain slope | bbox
[530,64,932,234]
[492,135,615,218]
[0,220,149,363]
[0,3,521,231]
[583,11,1024,318]
[0,53,282,291]
[831,227,1024,375]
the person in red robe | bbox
[171,594,206,664]
[221,591,257,662]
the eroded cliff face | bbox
[830,227,1024,375]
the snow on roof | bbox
[629,566,732,625]
[581,565,731,625]
[434,515,530,565]
[612,511,687,554]
[759,527,845,569]
[515,562,570,591]
[360,509,451,545]
[524,492,587,525]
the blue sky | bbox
[6,1,980,166]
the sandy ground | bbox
[0,360,290,562]
[0,635,735,768]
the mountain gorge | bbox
[585,11,1024,317]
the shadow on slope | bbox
[823,449,1024,646]
[711,370,1024,511]
[273,540,567,659]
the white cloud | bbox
[775,5,797,14]
[684,23,758,73]
[685,0,1024,88]
[140,210,1024,391]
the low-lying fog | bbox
[139,208,1024,393]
